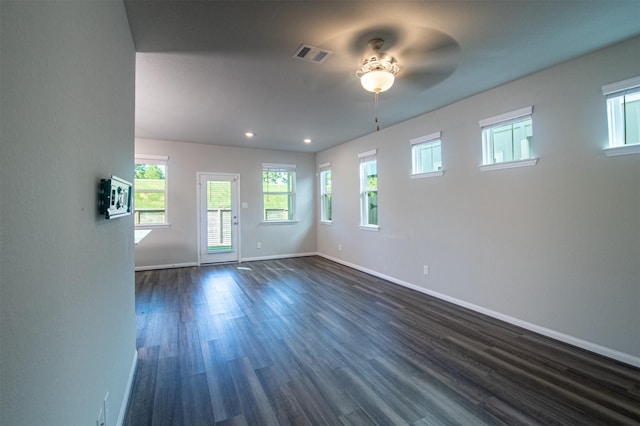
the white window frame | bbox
[410,131,444,178]
[134,154,169,228]
[319,162,332,224]
[602,75,640,157]
[479,106,538,171]
[261,163,296,223]
[359,150,379,230]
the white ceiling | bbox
[125,0,640,153]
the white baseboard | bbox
[318,253,640,368]
[135,262,198,271]
[135,254,321,270]
[240,252,318,263]
[116,349,138,426]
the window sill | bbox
[260,220,299,225]
[410,170,444,179]
[603,144,640,157]
[135,223,170,229]
[480,158,538,172]
[320,220,333,225]
[359,225,380,232]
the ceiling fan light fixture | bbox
[359,69,396,93]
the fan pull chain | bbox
[374,91,380,131]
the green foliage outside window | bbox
[134,163,167,225]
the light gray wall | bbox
[317,36,640,361]
[135,138,317,268]
[0,2,136,424]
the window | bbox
[262,163,296,222]
[411,131,443,177]
[134,155,168,226]
[602,75,640,156]
[359,150,378,228]
[480,106,536,168]
[319,163,332,223]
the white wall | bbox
[0,2,137,424]
[317,36,640,364]
[135,138,317,268]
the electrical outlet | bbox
[338,244,342,251]
[423,265,429,275]
[256,242,262,249]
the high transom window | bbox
[411,131,442,177]
[602,76,640,156]
[480,106,533,166]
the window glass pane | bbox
[607,95,626,147]
[365,160,377,190]
[492,123,514,163]
[625,91,640,145]
[263,193,293,221]
[320,169,332,221]
[322,194,332,221]
[324,170,332,194]
[134,192,166,225]
[134,162,167,225]
[482,116,532,164]
[412,141,442,173]
[360,157,378,226]
[367,191,378,225]
[263,171,292,192]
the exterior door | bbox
[198,173,240,264]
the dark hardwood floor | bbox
[124,256,640,425]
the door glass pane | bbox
[207,181,232,252]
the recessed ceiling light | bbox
[245,132,254,138]
[304,138,312,144]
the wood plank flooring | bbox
[124,256,640,425]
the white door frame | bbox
[197,172,241,265]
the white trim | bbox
[240,252,317,262]
[480,158,538,171]
[358,149,377,158]
[260,220,300,225]
[317,253,640,368]
[135,223,170,230]
[603,144,640,157]
[359,225,380,231]
[410,170,444,179]
[410,131,441,145]
[601,75,640,95]
[479,106,533,128]
[134,262,198,271]
[318,162,331,169]
[262,162,296,171]
[116,350,138,426]
[135,154,168,163]
[320,220,333,225]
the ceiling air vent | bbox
[292,44,333,64]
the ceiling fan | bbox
[308,26,461,130]
[355,38,400,94]
[354,38,400,131]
